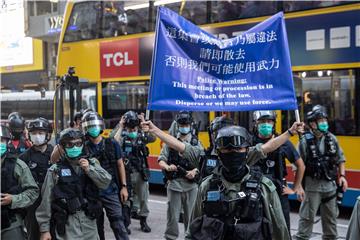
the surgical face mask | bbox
[257,123,273,138]
[317,121,329,133]
[179,127,191,135]
[30,133,47,146]
[128,131,138,139]
[0,143,7,157]
[88,126,101,138]
[65,145,83,159]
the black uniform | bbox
[19,144,53,240]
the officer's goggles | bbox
[216,136,248,149]
[64,141,83,148]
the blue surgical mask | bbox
[179,127,191,135]
[128,131,138,139]
[88,126,101,138]
[317,122,329,133]
[0,143,7,157]
[65,145,83,158]
[258,123,273,138]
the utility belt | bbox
[51,196,102,235]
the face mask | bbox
[128,131,138,139]
[88,126,101,138]
[317,122,329,133]
[30,133,47,146]
[218,151,247,182]
[257,123,273,138]
[179,127,191,135]
[65,145,83,158]
[0,143,7,157]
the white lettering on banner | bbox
[103,52,133,67]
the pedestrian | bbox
[82,111,129,240]
[19,117,54,240]
[1,124,39,240]
[295,105,348,240]
[36,128,112,240]
[158,111,204,240]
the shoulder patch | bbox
[15,158,30,170]
[261,177,276,192]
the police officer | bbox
[201,116,234,179]
[141,118,304,240]
[36,128,112,240]
[19,117,53,240]
[346,196,360,240]
[1,125,39,240]
[82,111,129,240]
[158,111,204,240]
[8,112,31,156]
[296,105,348,240]
[114,111,156,233]
[251,110,305,231]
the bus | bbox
[56,1,360,207]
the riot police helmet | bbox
[27,117,52,133]
[215,126,251,150]
[82,111,105,136]
[8,112,25,134]
[312,105,328,120]
[123,111,140,128]
[0,125,12,141]
[209,116,233,135]
[175,111,192,125]
[59,128,84,147]
[253,110,277,122]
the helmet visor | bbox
[216,135,248,149]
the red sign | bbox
[100,39,139,78]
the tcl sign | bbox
[100,39,139,78]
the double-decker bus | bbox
[55,1,360,207]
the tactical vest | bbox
[252,136,285,193]
[19,144,53,186]
[303,132,338,181]
[200,169,271,240]
[1,155,23,229]
[122,135,149,172]
[166,135,198,180]
[200,152,220,180]
[52,159,102,220]
[86,138,117,179]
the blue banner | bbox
[148,7,297,111]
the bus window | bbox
[282,69,359,136]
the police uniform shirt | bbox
[299,132,345,192]
[1,157,39,232]
[158,133,204,192]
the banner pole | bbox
[295,109,301,123]
[145,109,150,121]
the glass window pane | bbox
[282,69,358,136]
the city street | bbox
[103,186,351,240]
